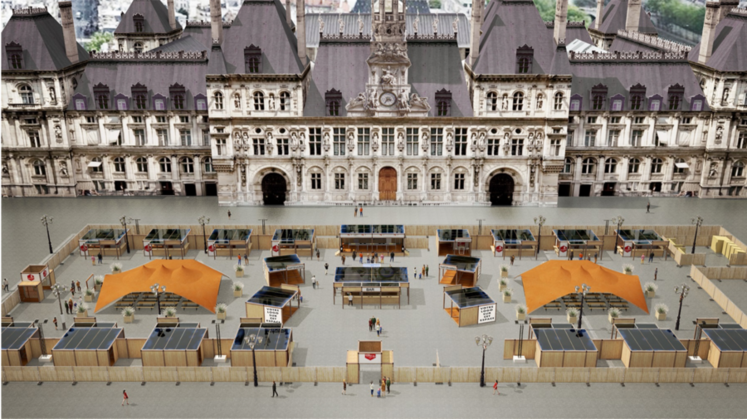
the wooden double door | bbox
[378,167,397,201]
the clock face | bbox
[380,92,396,107]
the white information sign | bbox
[478,304,497,324]
[264,306,282,325]
[363,287,381,292]
[358,353,380,364]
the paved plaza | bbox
[2,196,747,417]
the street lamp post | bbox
[51,283,67,330]
[476,219,485,235]
[534,216,546,260]
[674,284,690,331]
[128,217,141,235]
[691,216,703,254]
[246,330,264,387]
[212,319,225,360]
[614,216,625,256]
[198,216,210,254]
[150,283,166,315]
[575,283,590,332]
[475,334,493,387]
[119,216,131,254]
[41,215,54,254]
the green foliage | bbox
[178,7,189,19]
[645,0,705,33]
[85,32,113,52]
[533,0,592,28]
[429,0,441,9]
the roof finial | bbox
[358,13,363,34]
[318,15,324,34]
[432,15,438,34]
[413,11,419,34]
[338,13,344,34]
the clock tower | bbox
[346,0,430,117]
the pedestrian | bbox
[316,249,320,260]
[238,254,242,266]
[380,254,384,263]
[91,255,96,266]
[3,278,8,292]
[386,376,391,393]
[594,253,598,264]
[376,320,381,336]
[354,207,357,217]
[359,206,363,217]
[413,267,417,279]
[64,301,69,314]
[347,293,353,306]
[641,254,645,264]
[646,202,650,213]
[370,381,374,397]
[381,378,386,397]
[342,255,346,265]
[76,281,81,292]
[369,318,373,332]
[510,255,515,266]
[390,252,394,262]
[352,251,356,261]
[312,275,316,289]
[654,268,658,281]
[360,255,363,263]
[71,285,75,297]
[418,273,422,280]
[53,317,58,330]
[68,299,73,313]
[325,263,329,275]
[121,390,129,406]
[342,380,347,395]
[649,252,654,263]
[227,210,232,220]
[421,265,425,277]
[426,265,429,277]
[272,381,279,397]
[98,253,103,265]
[244,253,248,263]
[569,251,574,261]
[493,380,500,395]
[377,387,381,398]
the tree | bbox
[85,32,114,52]
[178,7,189,20]
[534,0,592,27]
[429,0,441,9]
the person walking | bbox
[76,281,81,292]
[413,267,417,279]
[227,210,232,220]
[376,320,382,336]
[53,317,58,330]
[369,318,373,331]
[352,251,356,261]
[646,202,651,213]
[569,251,574,261]
[64,300,69,314]
[342,380,347,395]
[510,256,515,266]
[354,207,357,217]
[316,249,320,260]
[98,253,103,265]
[386,376,391,393]
[359,206,363,217]
[370,381,374,397]
[324,263,329,275]
[70,285,75,297]
[360,255,363,263]
[641,254,645,264]
[312,275,316,289]
[493,380,500,395]
[3,278,8,292]
[594,253,598,264]
[238,254,242,266]
[121,390,129,406]
[347,293,353,306]
[654,268,658,281]
[390,252,394,262]
[381,378,386,398]
[272,381,279,397]
[342,254,346,265]
[649,252,655,263]
[426,265,429,277]
[68,299,73,314]
[377,386,381,398]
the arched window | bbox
[253,91,265,111]
[233,93,241,109]
[113,157,126,173]
[651,158,663,174]
[732,161,745,177]
[487,92,498,111]
[204,157,214,173]
[582,158,596,174]
[133,42,143,53]
[280,91,290,111]
[134,15,144,33]
[674,158,687,174]
[32,159,46,176]
[136,157,148,172]
[563,158,573,173]
[19,85,33,104]
[214,91,223,110]
[512,92,524,111]
[180,157,194,173]
[554,92,563,110]
[628,158,640,173]
[159,157,171,173]
[604,159,617,174]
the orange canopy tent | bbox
[520,260,649,314]
[94,260,225,313]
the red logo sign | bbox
[496,245,504,252]
[26,274,34,281]
[364,353,377,361]
[42,270,47,277]
[208,245,215,252]
[559,245,568,253]
[144,244,152,252]
[624,246,632,253]
[80,244,88,252]
[272,245,279,252]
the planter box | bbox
[516,312,526,321]
[233,289,243,298]
[123,314,134,323]
[501,271,509,278]
[645,290,656,298]
[608,314,619,323]
[235,270,244,277]
[499,283,507,291]
[503,294,512,303]
[77,310,88,318]
[624,271,633,275]
[217,312,227,320]
[567,315,577,324]
[655,312,666,320]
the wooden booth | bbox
[207,229,252,259]
[491,229,537,259]
[443,286,496,327]
[615,229,668,258]
[704,325,747,368]
[346,340,393,384]
[230,326,293,367]
[552,229,602,259]
[17,279,45,303]
[78,228,129,259]
[333,267,410,308]
[339,224,406,255]
[263,255,306,287]
[436,229,472,256]
[618,327,687,368]
[143,228,191,259]
[140,324,207,367]
[1,326,38,366]
[245,285,300,325]
[534,326,598,367]
[439,255,481,287]
[20,263,55,289]
[272,229,315,257]
[51,326,124,366]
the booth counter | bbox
[245,285,300,325]
[339,225,406,255]
[140,324,206,367]
[704,326,747,368]
[230,327,293,367]
[52,326,123,367]
[491,229,537,259]
[534,327,598,367]
[263,255,306,287]
[552,229,602,259]
[442,286,496,327]
[208,229,252,258]
[79,228,129,259]
[619,327,687,368]
[272,229,315,257]
[143,229,191,259]
[615,229,668,258]
[439,255,481,288]
[436,229,471,256]
[333,267,409,308]
[1,326,38,366]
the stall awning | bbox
[675,162,689,169]
[87,161,102,168]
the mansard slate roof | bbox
[591,0,657,35]
[305,40,370,117]
[1,11,88,71]
[408,40,472,116]
[687,10,747,72]
[217,0,304,75]
[609,34,660,53]
[306,13,471,48]
[151,35,206,53]
[115,0,181,34]
[545,21,594,45]
[473,0,557,75]
[181,25,215,50]
[68,58,207,110]
[351,0,431,14]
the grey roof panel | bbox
[305,40,370,116]
[115,0,181,34]
[208,46,229,75]
[687,12,747,72]
[545,21,594,45]
[181,25,216,50]
[610,35,660,53]
[593,0,657,35]
[151,35,207,53]
[1,13,88,71]
[408,40,473,116]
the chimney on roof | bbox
[58,1,79,64]
[210,0,224,44]
[625,0,642,32]
[296,0,307,65]
[699,1,721,64]
[553,0,568,45]
[468,0,483,68]
[168,0,176,30]
[286,0,292,27]
[595,0,603,30]
[718,0,739,21]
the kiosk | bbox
[436,229,472,256]
[491,229,537,259]
[442,286,496,327]
[618,327,687,368]
[552,229,602,259]
[271,229,315,257]
[439,255,481,287]
[245,285,300,325]
[339,225,406,255]
[51,326,123,366]
[704,325,747,368]
[79,228,129,259]
[17,279,45,303]
[230,327,293,367]
[615,229,669,258]
[140,324,207,367]
[333,267,409,308]
[263,255,306,287]
[534,327,598,367]
[1,326,38,366]
[346,341,393,384]
[207,229,252,259]
[143,229,191,259]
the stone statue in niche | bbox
[290,131,299,150]
[409,93,429,110]
[234,132,242,150]
[398,91,409,110]
[715,126,723,144]
[2,163,9,175]
[536,94,543,109]
[501,94,508,110]
[54,125,63,143]
[381,68,396,85]
[48,86,56,104]
[478,131,486,151]
[421,130,430,152]
[358,14,364,33]
[323,131,330,152]
[59,162,69,177]
[397,131,405,152]
[266,131,274,154]
[413,14,419,33]
[371,131,379,152]
[347,93,367,110]
[445,131,453,152]
[269,94,275,110]
[347,131,355,151]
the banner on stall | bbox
[478,304,497,324]
[264,306,282,325]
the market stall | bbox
[271,229,315,257]
[263,255,306,287]
[439,255,481,287]
[140,324,207,367]
[619,327,687,368]
[552,229,602,259]
[442,286,496,327]
[207,229,252,259]
[704,325,747,368]
[346,341,393,384]
[333,267,409,308]
[534,327,598,367]
[615,229,668,258]
[20,263,55,290]
[245,285,300,325]
[436,229,472,256]
[230,326,293,367]
[339,225,406,255]
[491,229,537,259]
[51,326,123,366]
[17,280,45,303]
[78,228,129,259]
[143,228,191,259]
[1,326,38,366]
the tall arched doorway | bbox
[489,173,514,206]
[379,167,397,201]
[262,173,287,205]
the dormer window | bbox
[570,94,582,111]
[516,45,533,74]
[72,93,87,110]
[133,14,144,33]
[153,94,166,111]
[691,94,705,111]
[629,83,646,111]
[649,94,662,112]
[610,94,624,111]
[244,45,262,74]
[325,89,342,116]
[195,94,207,111]
[169,83,186,110]
[591,84,608,111]
[132,83,148,110]
[6,42,23,69]
[667,84,685,111]
[93,83,110,110]
[435,89,452,116]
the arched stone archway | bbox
[262,173,287,205]
[489,173,515,206]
